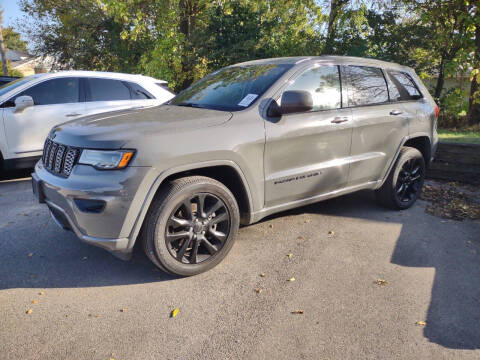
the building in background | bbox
[6,48,54,76]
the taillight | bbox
[434,105,439,118]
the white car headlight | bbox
[78,149,135,170]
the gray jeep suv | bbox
[32,56,438,276]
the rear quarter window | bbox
[386,71,422,101]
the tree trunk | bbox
[434,52,446,100]
[178,0,200,91]
[324,0,348,54]
[467,22,480,125]
[0,24,8,76]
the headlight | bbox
[78,150,135,170]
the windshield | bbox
[170,64,293,111]
[0,76,37,98]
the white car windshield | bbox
[0,75,39,98]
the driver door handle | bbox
[331,116,349,124]
[66,113,82,117]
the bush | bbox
[437,87,470,128]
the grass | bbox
[438,128,480,144]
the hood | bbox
[50,105,233,149]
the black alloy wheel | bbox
[143,176,240,276]
[166,193,230,264]
[395,157,424,204]
[375,146,426,210]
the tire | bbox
[142,176,240,276]
[375,146,425,210]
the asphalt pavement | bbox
[0,171,479,359]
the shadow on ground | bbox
[268,191,480,350]
[1,176,479,350]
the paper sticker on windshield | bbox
[238,94,258,107]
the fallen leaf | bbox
[120,308,127,313]
[28,253,34,257]
[38,291,45,296]
[297,236,305,240]
[288,277,296,282]
[32,299,38,304]
[171,308,179,318]
[375,279,388,286]
[255,288,262,294]
[26,309,33,314]
[416,321,427,326]
[260,273,266,278]
[268,224,273,228]
[304,219,311,224]
[286,253,293,258]
[292,310,304,314]
[328,230,334,235]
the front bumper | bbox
[33,161,150,260]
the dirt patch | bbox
[421,180,480,221]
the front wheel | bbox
[142,176,240,276]
[375,147,425,210]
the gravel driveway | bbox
[0,172,479,359]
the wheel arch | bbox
[403,136,431,167]
[377,133,432,189]
[125,160,254,251]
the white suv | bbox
[0,71,175,171]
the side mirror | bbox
[14,95,34,113]
[279,90,313,115]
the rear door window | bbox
[87,78,131,102]
[387,71,422,101]
[284,65,342,111]
[17,77,80,105]
[345,66,389,106]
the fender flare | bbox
[124,159,254,250]
[376,132,432,189]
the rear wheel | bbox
[375,147,425,210]
[143,176,240,276]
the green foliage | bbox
[2,27,27,52]
[438,87,469,126]
[15,0,479,124]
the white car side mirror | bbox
[14,95,34,113]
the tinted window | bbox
[0,75,39,98]
[18,78,80,105]
[88,78,131,101]
[387,71,422,101]
[170,64,293,111]
[285,66,341,111]
[346,66,388,106]
[128,82,154,100]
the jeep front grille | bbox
[42,138,80,177]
